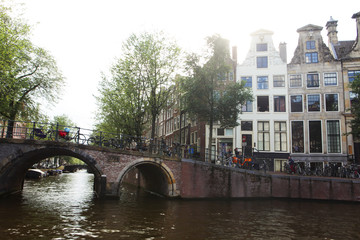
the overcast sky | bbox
[8,0,360,129]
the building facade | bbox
[287,24,347,167]
[327,12,360,163]
[235,29,289,171]
[152,11,360,168]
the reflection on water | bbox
[1,171,360,239]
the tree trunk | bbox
[5,112,17,138]
[208,118,213,163]
[150,113,157,153]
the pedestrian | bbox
[288,156,295,173]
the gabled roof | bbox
[250,29,274,36]
[333,41,356,59]
[352,11,360,19]
[297,24,323,33]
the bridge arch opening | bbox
[0,147,104,197]
[117,160,177,198]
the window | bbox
[258,121,270,151]
[305,52,318,63]
[327,120,341,153]
[289,74,302,88]
[241,121,253,131]
[225,129,233,136]
[217,128,224,136]
[274,96,286,112]
[174,117,178,130]
[256,43,268,51]
[242,101,253,112]
[275,121,287,152]
[309,121,322,153]
[273,75,285,87]
[217,72,226,81]
[324,73,337,86]
[241,76,252,88]
[307,73,319,88]
[306,41,316,50]
[257,96,269,112]
[325,94,338,111]
[291,121,304,153]
[307,94,320,112]
[229,72,234,81]
[350,91,358,107]
[290,95,303,112]
[257,56,268,68]
[257,76,268,89]
[348,70,360,82]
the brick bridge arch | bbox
[0,139,179,198]
[116,158,177,197]
[0,140,104,197]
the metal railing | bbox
[0,119,198,159]
[0,119,272,173]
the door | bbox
[242,134,252,157]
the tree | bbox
[349,75,360,140]
[95,67,148,137]
[95,31,181,141]
[0,6,64,137]
[182,34,252,160]
[53,114,75,128]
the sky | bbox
[6,0,360,129]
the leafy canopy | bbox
[95,31,181,138]
[182,34,252,128]
[349,74,360,139]
[0,5,64,122]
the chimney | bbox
[232,46,237,63]
[231,46,237,81]
[279,42,287,63]
[326,16,338,45]
[352,11,360,50]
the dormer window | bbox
[256,43,268,52]
[306,41,316,50]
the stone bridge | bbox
[1,138,360,202]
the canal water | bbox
[1,171,360,240]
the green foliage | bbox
[95,31,181,138]
[0,6,64,124]
[53,114,74,129]
[182,34,252,128]
[349,75,360,140]
[66,157,85,165]
[181,34,252,155]
[217,81,253,128]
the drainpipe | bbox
[341,59,350,161]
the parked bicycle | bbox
[87,135,110,147]
[30,124,57,141]
[60,128,86,144]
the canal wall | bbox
[180,159,360,202]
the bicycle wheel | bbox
[48,130,56,141]
[102,139,110,147]
[78,134,86,144]
[87,137,96,145]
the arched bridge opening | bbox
[117,160,177,198]
[0,146,104,197]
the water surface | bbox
[1,171,359,239]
